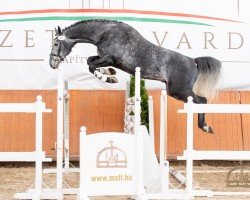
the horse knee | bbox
[87,56,100,65]
[89,65,97,74]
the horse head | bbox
[49,26,76,69]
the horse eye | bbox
[54,43,58,46]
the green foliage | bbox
[129,75,149,129]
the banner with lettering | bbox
[0,0,249,90]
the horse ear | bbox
[55,27,58,35]
[58,26,62,34]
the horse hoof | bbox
[96,68,106,74]
[107,68,116,75]
[202,125,214,134]
[96,68,116,75]
[107,76,118,83]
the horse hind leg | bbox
[196,96,214,134]
[88,55,116,75]
[189,94,214,134]
[169,85,214,134]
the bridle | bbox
[50,37,71,61]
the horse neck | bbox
[64,21,109,45]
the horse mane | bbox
[62,19,123,32]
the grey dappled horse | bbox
[49,19,221,134]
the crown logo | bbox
[96,140,127,168]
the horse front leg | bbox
[88,55,116,75]
[96,67,116,76]
[93,68,118,83]
[88,55,118,83]
[87,56,100,65]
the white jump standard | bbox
[0,96,53,200]
[178,96,250,197]
[43,65,109,198]
[78,67,144,199]
[78,67,191,200]
[43,65,79,197]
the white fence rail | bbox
[177,96,250,197]
[3,96,55,200]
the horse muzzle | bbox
[49,55,62,69]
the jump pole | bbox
[134,67,144,196]
[148,93,187,187]
[148,96,155,151]
[63,81,70,172]
[160,90,169,192]
[45,66,78,197]
[55,66,77,196]
[44,66,78,175]
[35,96,44,199]
[56,66,64,198]
[185,96,194,195]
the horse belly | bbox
[139,65,167,82]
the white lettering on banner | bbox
[62,55,87,64]
[45,30,56,47]
[152,31,168,47]
[228,32,244,49]
[151,31,247,51]
[0,29,247,50]
[25,30,35,47]
[0,29,55,48]
[204,32,217,49]
[176,33,192,49]
[0,30,13,47]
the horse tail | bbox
[193,56,222,101]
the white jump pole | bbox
[63,81,70,172]
[56,66,64,198]
[149,92,187,188]
[148,96,155,152]
[159,90,169,192]
[42,65,78,197]
[44,68,78,175]
[79,126,89,200]
[35,96,44,199]
[134,67,144,196]
[159,91,165,164]
[185,96,194,195]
